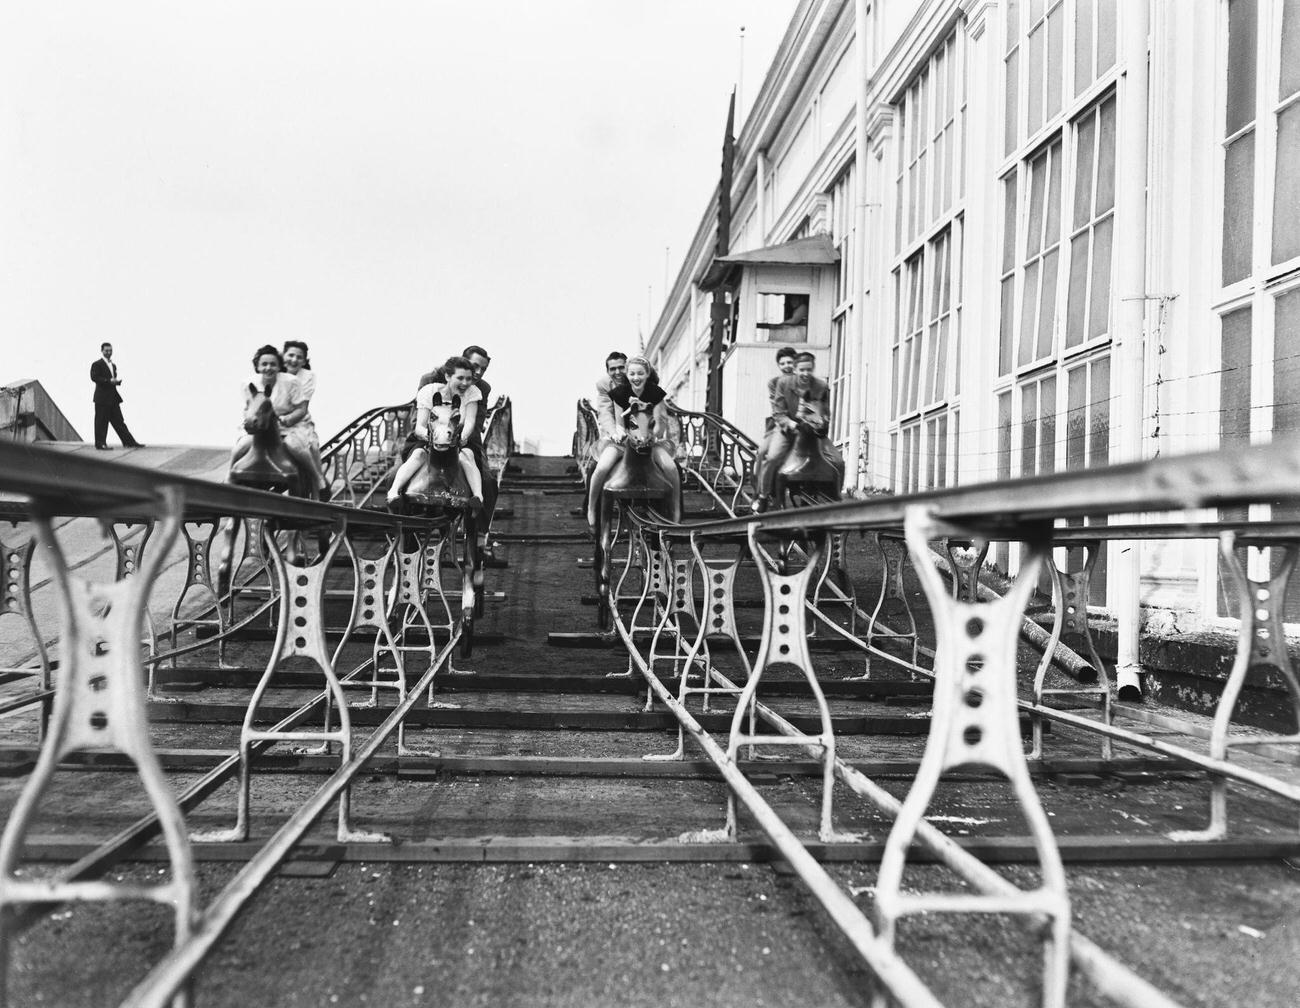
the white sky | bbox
[0,1,791,454]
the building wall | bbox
[648,0,1294,626]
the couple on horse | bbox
[586,351,682,532]
[231,342,328,499]
[752,346,844,512]
[387,345,497,527]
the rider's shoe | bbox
[751,495,771,514]
[469,495,485,519]
[386,493,404,513]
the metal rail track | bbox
[0,400,515,1007]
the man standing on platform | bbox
[89,342,143,450]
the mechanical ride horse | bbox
[216,382,318,592]
[770,394,845,509]
[592,398,678,630]
[230,384,311,497]
[390,389,482,657]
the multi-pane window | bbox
[1223,0,1258,285]
[829,312,852,446]
[891,27,966,492]
[893,230,961,420]
[828,164,857,453]
[1066,94,1116,347]
[897,32,965,249]
[832,164,857,307]
[1005,0,1115,155]
[1213,0,1300,621]
[998,94,1116,373]
[1220,0,1300,283]
[1014,139,1064,368]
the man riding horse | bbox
[752,350,844,512]
[418,345,497,538]
[387,355,485,514]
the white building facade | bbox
[647,0,1300,633]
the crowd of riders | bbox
[586,344,838,526]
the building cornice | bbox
[960,0,999,41]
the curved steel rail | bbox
[0,415,512,1007]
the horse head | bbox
[776,394,844,501]
[231,382,304,494]
[405,390,471,511]
[425,390,462,453]
[794,395,830,439]
[623,399,656,455]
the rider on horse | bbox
[586,353,681,530]
[387,355,485,514]
[750,345,798,511]
[752,350,839,513]
[418,345,497,532]
[230,345,314,491]
[584,351,629,524]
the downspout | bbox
[1111,0,1151,700]
[850,0,871,491]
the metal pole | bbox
[850,0,871,490]
[1111,0,1152,699]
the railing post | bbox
[866,532,919,672]
[874,505,1069,1008]
[0,488,196,1008]
[645,534,752,761]
[709,527,852,843]
[0,525,51,737]
[1171,533,1300,841]
[166,519,227,682]
[1030,541,1112,760]
[191,518,388,845]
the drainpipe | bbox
[850,0,871,491]
[1111,0,1151,700]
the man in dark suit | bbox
[90,342,143,449]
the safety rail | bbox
[0,421,510,1007]
[481,394,514,481]
[666,400,759,512]
[587,409,1300,1007]
[573,397,600,482]
[319,400,415,506]
[572,397,759,512]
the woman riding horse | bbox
[586,355,681,531]
[588,356,681,629]
[230,345,312,495]
[282,340,329,497]
[387,355,485,514]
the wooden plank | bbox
[14,832,1297,865]
[143,702,940,735]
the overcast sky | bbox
[0,1,791,453]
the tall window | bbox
[828,164,857,451]
[891,29,965,492]
[1214,0,1300,618]
[995,0,1118,588]
[997,0,1120,470]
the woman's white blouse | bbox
[242,372,303,415]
